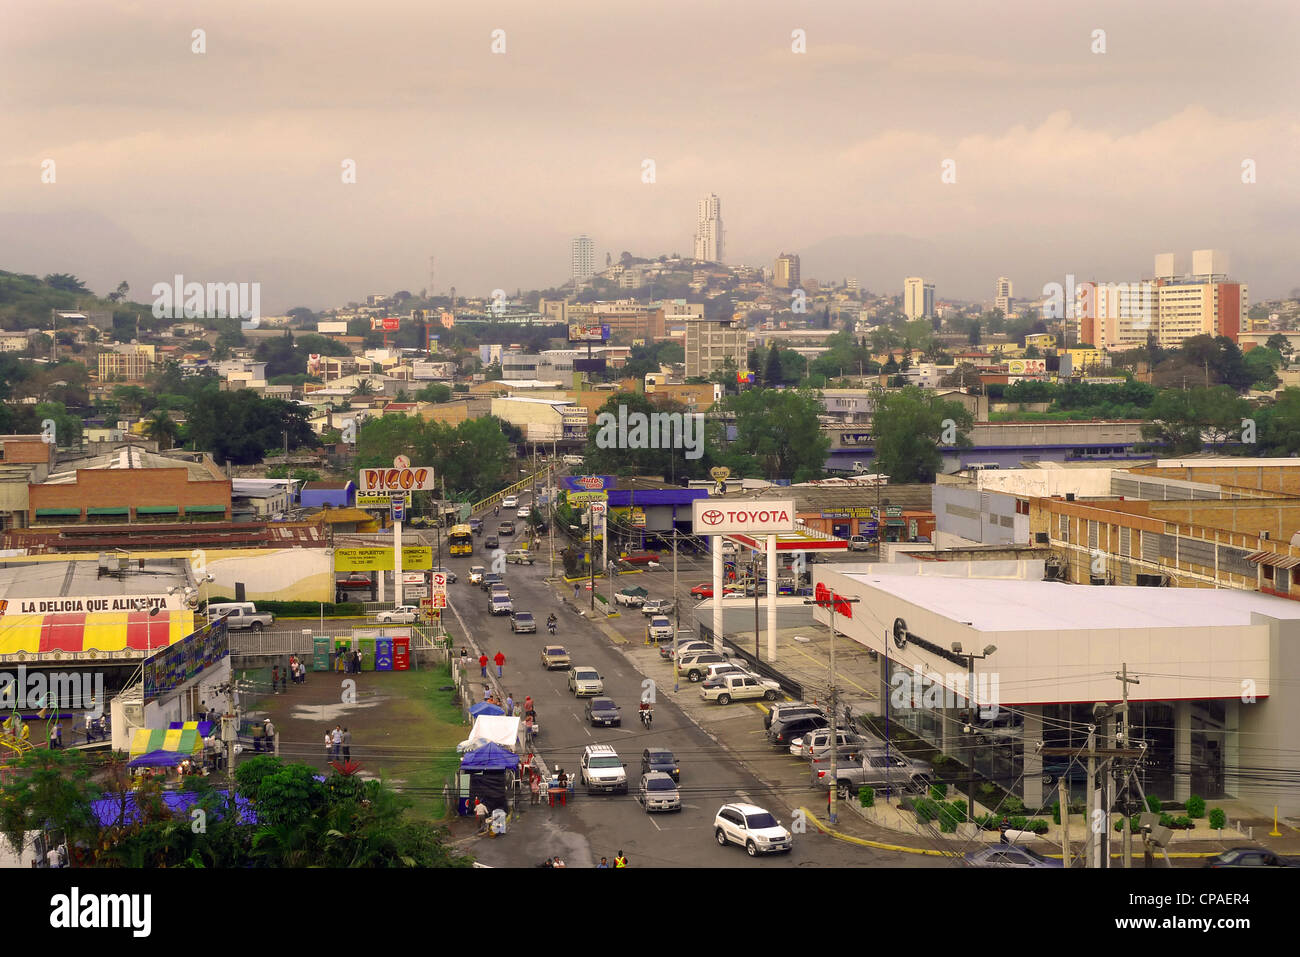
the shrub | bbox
[944,800,967,825]
[912,798,938,823]
[929,782,948,800]
[859,786,874,808]
[1186,795,1206,819]
[208,598,363,618]
[1145,795,1161,814]
[1158,812,1175,829]
[1051,801,1061,825]
[1002,796,1026,815]
[1209,808,1226,830]
[1174,815,1193,830]
[1025,819,1050,835]
[973,813,999,830]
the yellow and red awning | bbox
[0,611,195,660]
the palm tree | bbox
[351,378,376,397]
[144,411,179,450]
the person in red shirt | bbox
[494,650,506,678]
[478,654,489,678]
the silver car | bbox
[638,772,681,813]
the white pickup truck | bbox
[701,673,781,705]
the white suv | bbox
[502,495,519,509]
[713,803,793,857]
[568,666,604,696]
[580,744,627,795]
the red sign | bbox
[359,467,435,491]
[383,317,400,331]
[813,582,854,619]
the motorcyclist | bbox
[494,505,500,517]
[546,613,557,634]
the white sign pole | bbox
[394,516,402,606]
[766,534,778,662]
[712,537,723,653]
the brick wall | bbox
[29,468,231,521]
[0,437,54,466]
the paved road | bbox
[432,525,938,868]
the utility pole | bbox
[752,553,760,660]
[805,592,860,825]
[1058,774,1072,867]
[1116,663,1140,869]
[547,465,555,581]
[1086,724,1097,868]
[588,505,595,614]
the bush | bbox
[1209,808,1226,830]
[1002,796,1026,815]
[859,786,874,808]
[944,800,967,825]
[1186,795,1206,819]
[913,798,938,823]
[929,782,948,800]
[1145,795,1162,814]
[206,598,364,618]
[973,813,999,830]
[1051,801,1061,825]
[1174,815,1193,830]
[1026,819,1050,835]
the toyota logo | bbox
[701,509,724,525]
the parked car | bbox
[641,599,673,616]
[336,573,372,590]
[969,710,1024,745]
[645,615,672,643]
[659,640,715,661]
[764,701,826,730]
[613,590,646,608]
[468,565,485,585]
[206,602,275,632]
[619,551,661,565]
[510,611,536,634]
[638,772,681,812]
[793,727,873,759]
[375,605,419,624]
[767,713,831,749]
[700,663,752,688]
[561,454,584,466]
[811,748,933,797]
[640,748,679,782]
[964,846,1062,869]
[505,549,535,565]
[568,666,604,696]
[848,535,871,551]
[502,495,519,509]
[677,651,730,682]
[480,572,504,591]
[713,803,792,857]
[701,673,781,705]
[584,697,622,727]
[1203,848,1300,868]
[690,583,737,600]
[540,644,570,670]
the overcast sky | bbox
[2,0,1297,312]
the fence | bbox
[700,623,804,700]
[471,469,547,516]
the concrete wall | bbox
[1238,614,1300,818]
[971,467,1117,498]
[933,484,1029,545]
[204,548,333,603]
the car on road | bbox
[619,551,661,565]
[638,772,681,812]
[430,567,457,584]
[641,598,673,616]
[964,846,1062,869]
[504,549,535,565]
[765,701,826,730]
[468,518,483,534]
[848,535,872,551]
[207,602,276,632]
[701,673,781,705]
[497,521,515,536]
[480,572,504,591]
[502,495,519,509]
[510,611,535,634]
[579,744,627,794]
[1203,848,1300,868]
[488,594,513,616]
[516,505,531,518]
[376,605,419,624]
[561,454,584,466]
[540,644,570,669]
[468,565,486,585]
[640,748,680,782]
[645,615,672,643]
[584,696,622,727]
[677,651,730,681]
[485,534,499,549]
[767,713,831,749]
[714,803,792,857]
[568,666,604,696]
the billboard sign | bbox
[568,323,610,342]
[563,475,615,492]
[335,547,433,571]
[567,491,608,505]
[692,499,796,535]
[359,467,436,492]
[4,594,176,616]
[1006,358,1047,375]
[144,617,229,702]
[357,491,410,508]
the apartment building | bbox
[684,318,747,379]
[903,277,935,319]
[693,194,724,263]
[97,344,156,381]
[774,253,801,291]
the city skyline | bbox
[2,0,1297,312]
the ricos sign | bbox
[359,467,435,491]
[691,499,796,535]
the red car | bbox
[620,552,661,565]
[336,574,372,589]
[690,583,738,600]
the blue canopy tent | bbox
[459,742,520,771]
[128,750,192,769]
[468,702,505,719]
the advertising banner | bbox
[567,491,608,505]
[359,467,437,492]
[692,499,796,535]
[357,491,411,508]
[3,594,176,616]
[334,547,433,572]
[567,323,610,342]
[144,617,229,702]
[562,475,615,492]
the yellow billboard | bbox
[334,547,432,572]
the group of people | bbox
[339,649,364,674]
[288,656,308,685]
[477,651,507,678]
[253,718,276,752]
[324,725,352,762]
[595,851,629,868]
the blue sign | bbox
[391,495,406,522]
[563,475,615,493]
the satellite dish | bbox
[892,617,909,650]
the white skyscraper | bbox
[694,194,724,263]
[571,235,595,288]
[904,277,935,319]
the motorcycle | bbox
[546,618,557,636]
[638,704,653,729]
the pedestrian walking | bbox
[614,850,628,868]
[342,727,351,762]
[530,774,541,806]
[475,798,489,833]
[50,723,62,749]
[574,583,579,600]
[479,654,489,678]
[494,650,505,678]
[524,695,533,714]
[331,726,343,761]
[263,718,275,753]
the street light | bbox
[951,641,997,824]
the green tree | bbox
[351,378,377,397]
[763,343,784,387]
[415,383,452,403]
[1265,333,1290,356]
[0,750,101,862]
[1140,387,1248,455]
[717,388,829,481]
[187,391,316,464]
[583,391,712,481]
[144,410,180,450]
[871,387,974,483]
[1257,389,1300,456]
